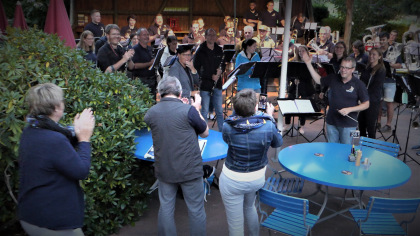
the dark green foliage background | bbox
[0,27,155,235]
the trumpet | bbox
[291,29,298,40]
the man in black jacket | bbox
[194,28,225,131]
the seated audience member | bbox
[349,40,368,65]
[182,20,205,45]
[148,14,171,46]
[160,35,177,77]
[131,28,157,99]
[220,89,282,236]
[217,27,240,46]
[301,51,369,144]
[121,14,138,38]
[329,41,348,72]
[243,0,260,32]
[97,24,134,73]
[144,76,208,236]
[18,83,95,236]
[84,9,105,38]
[77,30,97,64]
[168,44,199,99]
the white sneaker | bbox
[209,113,215,120]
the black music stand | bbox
[397,73,420,165]
[250,62,282,94]
[277,98,322,143]
[222,62,257,115]
[149,47,165,71]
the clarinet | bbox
[210,54,225,96]
[124,37,133,75]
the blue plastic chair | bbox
[349,196,420,235]
[258,188,319,236]
[359,136,400,157]
[265,164,305,194]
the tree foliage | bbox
[0,27,155,235]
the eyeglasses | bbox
[181,53,192,57]
[340,66,354,70]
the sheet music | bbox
[295,100,315,113]
[278,100,299,114]
[310,23,317,30]
[145,139,207,159]
[304,22,311,30]
[222,70,239,90]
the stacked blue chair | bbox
[258,188,319,236]
[349,196,420,235]
[359,136,400,157]
[265,164,305,194]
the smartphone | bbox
[258,93,267,111]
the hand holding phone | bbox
[258,94,267,111]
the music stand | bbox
[149,47,165,70]
[397,73,420,165]
[222,44,235,50]
[222,61,257,114]
[250,62,281,94]
[277,98,322,143]
[261,47,282,62]
[286,62,324,142]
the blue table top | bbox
[278,142,411,190]
[134,129,228,162]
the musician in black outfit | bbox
[358,47,386,138]
[194,28,224,131]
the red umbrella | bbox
[44,0,76,48]
[0,0,8,33]
[12,1,28,30]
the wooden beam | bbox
[157,0,169,14]
[113,0,118,24]
[215,0,227,17]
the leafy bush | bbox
[0,27,155,235]
[321,17,345,35]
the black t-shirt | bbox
[97,42,125,72]
[360,66,386,103]
[193,42,224,91]
[84,22,105,38]
[260,10,283,28]
[329,57,343,73]
[321,74,369,127]
[131,44,155,78]
[244,9,260,31]
[292,17,307,37]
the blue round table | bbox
[134,129,228,162]
[278,142,411,190]
[278,142,412,223]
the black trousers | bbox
[138,75,157,100]
[358,101,380,139]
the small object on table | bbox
[355,150,362,166]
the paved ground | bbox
[114,93,420,236]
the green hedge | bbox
[0,27,155,235]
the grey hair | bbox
[158,76,182,97]
[136,28,148,36]
[26,83,63,116]
[244,25,254,33]
[342,57,356,68]
[105,24,120,34]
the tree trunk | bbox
[344,0,354,54]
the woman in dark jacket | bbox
[18,83,95,235]
[358,47,386,138]
[220,89,283,235]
